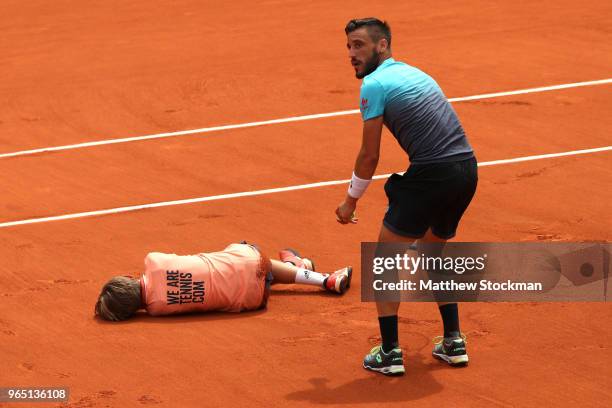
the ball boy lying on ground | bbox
[95,242,352,321]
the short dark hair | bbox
[345,18,391,48]
[95,276,141,321]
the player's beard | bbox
[356,48,381,79]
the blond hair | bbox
[95,276,141,321]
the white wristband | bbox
[348,172,371,199]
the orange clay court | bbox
[1,1,611,407]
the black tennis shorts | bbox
[383,157,478,239]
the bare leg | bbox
[269,259,301,284]
[421,229,451,307]
[375,225,418,317]
[376,226,450,315]
[269,259,331,287]
[269,258,352,295]
[420,229,463,339]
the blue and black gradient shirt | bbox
[359,58,474,164]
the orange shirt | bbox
[140,244,270,315]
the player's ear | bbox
[378,38,389,53]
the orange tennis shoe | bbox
[323,266,352,294]
[278,248,316,271]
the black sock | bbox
[439,303,461,338]
[378,315,399,353]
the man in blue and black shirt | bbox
[335,18,478,376]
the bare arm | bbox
[335,116,384,223]
[354,116,383,179]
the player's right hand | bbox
[336,197,358,224]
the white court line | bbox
[0,78,611,159]
[1,146,610,229]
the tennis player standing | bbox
[336,18,478,376]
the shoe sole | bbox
[433,352,469,366]
[363,362,405,376]
[346,266,353,288]
[283,248,315,271]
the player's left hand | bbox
[336,196,358,224]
